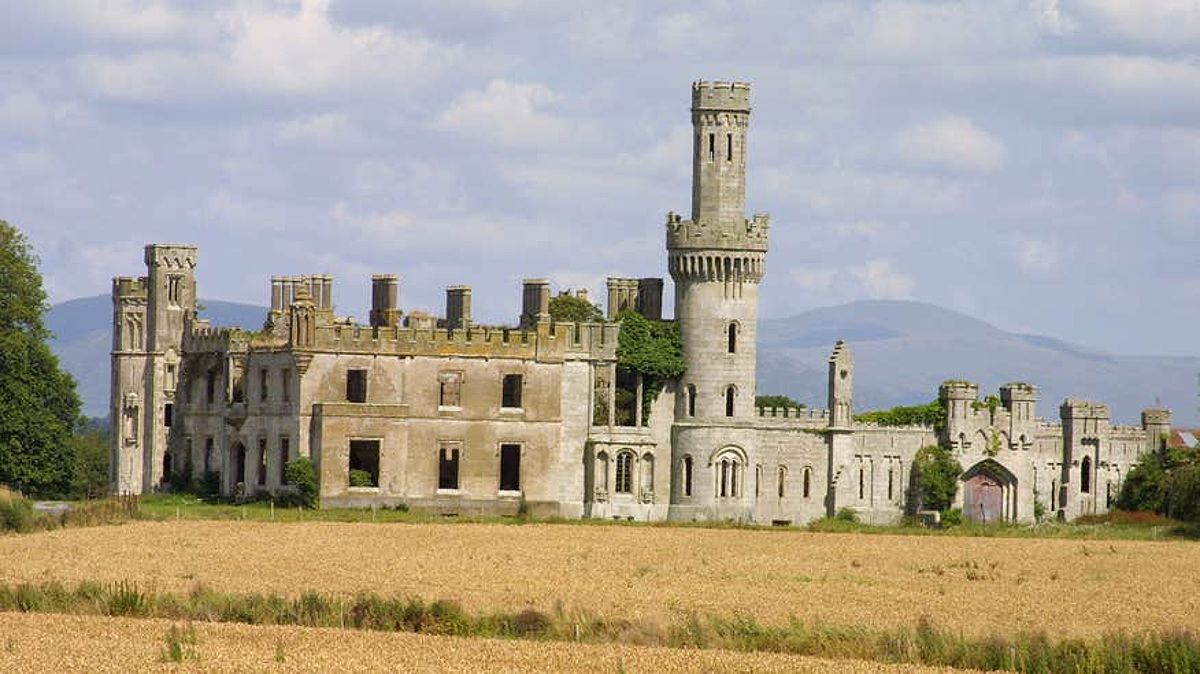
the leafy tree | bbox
[548,294,603,323]
[282,457,319,508]
[1118,446,1200,523]
[0,220,83,497]
[855,400,944,429]
[614,310,685,425]
[910,444,961,512]
[756,394,805,409]
[72,418,111,499]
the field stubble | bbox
[0,520,1196,638]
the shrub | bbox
[941,508,963,527]
[348,469,374,488]
[0,488,37,533]
[835,507,858,523]
[282,457,318,509]
[910,445,962,513]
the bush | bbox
[0,488,37,533]
[910,445,962,513]
[835,507,859,523]
[349,469,374,488]
[941,508,963,527]
[281,457,318,509]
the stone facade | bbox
[110,81,1172,525]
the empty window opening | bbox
[888,467,895,501]
[163,403,173,428]
[281,369,292,403]
[260,368,269,401]
[279,437,290,485]
[682,456,693,497]
[802,467,811,499]
[858,467,865,500]
[501,374,523,408]
[257,438,267,486]
[641,453,654,494]
[614,367,638,426]
[438,445,460,490]
[754,464,762,498]
[1051,479,1058,509]
[726,133,733,161]
[235,444,246,485]
[686,385,696,417]
[346,369,367,403]
[615,451,634,494]
[778,466,786,498]
[349,439,380,488]
[725,386,735,417]
[206,370,216,404]
[439,372,462,407]
[204,438,213,474]
[731,462,739,497]
[500,444,521,492]
[719,459,729,497]
[1080,456,1092,494]
[167,275,182,305]
[727,323,737,353]
[162,452,172,482]
[708,133,715,161]
[596,451,610,492]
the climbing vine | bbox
[614,310,685,423]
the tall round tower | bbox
[668,81,769,519]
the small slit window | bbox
[802,467,811,499]
[163,403,173,428]
[777,466,786,498]
[725,386,735,417]
[686,385,696,417]
[1081,456,1092,494]
[683,455,693,496]
[257,437,267,486]
[708,133,715,161]
[727,323,737,353]
[726,133,732,161]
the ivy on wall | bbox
[614,310,685,423]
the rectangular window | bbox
[727,133,733,161]
[281,369,292,403]
[166,364,177,391]
[349,439,380,488]
[708,132,715,161]
[500,444,521,492]
[163,403,173,428]
[259,368,269,401]
[257,438,267,486]
[501,374,523,408]
[206,370,216,404]
[279,436,290,485]
[858,467,865,500]
[439,372,462,408]
[438,444,460,490]
[204,437,213,473]
[167,275,182,305]
[346,369,367,403]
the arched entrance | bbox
[961,460,1017,524]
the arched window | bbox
[858,466,865,500]
[727,323,737,353]
[615,451,634,494]
[1080,456,1092,494]
[719,459,729,497]
[682,455,694,496]
[888,466,895,501]
[755,464,762,498]
[802,467,811,499]
[725,386,735,417]
[777,465,786,498]
[715,449,743,499]
[596,451,609,491]
[686,385,696,417]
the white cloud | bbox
[433,79,576,148]
[850,259,914,299]
[895,116,1007,173]
[790,266,837,295]
[1064,0,1200,48]
[275,112,356,146]
[1034,0,1078,36]
[329,202,567,254]
[1014,237,1061,275]
[0,92,81,132]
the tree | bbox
[282,457,319,508]
[855,400,944,430]
[756,394,805,409]
[910,445,961,512]
[0,220,83,497]
[548,294,603,323]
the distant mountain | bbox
[47,295,268,418]
[48,296,1200,425]
[757,300,1200,426]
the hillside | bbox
[48,296,1199,424]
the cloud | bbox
[850,259,915,299]
[790,266,837,295]
[894,116,1007,173]
[433,79,577,148]
[1013,237,1061,275]
[275,112,357,146]
[0,92,82,132]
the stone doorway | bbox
[961,460,1017,524]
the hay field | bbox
[1,520,1197,637]
[0,612,965,673]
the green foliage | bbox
[940,507,963,527]
[911,445,962,513]
[547,294,603,323]
[835,506,859,523]
[0,220,84,498]
[614,311,685,424]
[349,469,374,488]
[0,489,36,533]
[755,395,805,409]
[1118,446,1200,523]
[71,419,110,499]
[971,394,1001,415]
[282,457,319,508]
[854,400,944,429]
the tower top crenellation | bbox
[692,80,751,111]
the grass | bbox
[0,488,139,534]
[0,579,1197,673]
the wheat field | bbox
[0,612,968,673]
[1,520,1197,637]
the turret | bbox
[520,279,550,329]
[939,381,979,447]
[369,274,400,328]
[827,340,853,428]
[1141,408,1172,454]
[445,285,472,330]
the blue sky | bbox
[2,0,1198,355]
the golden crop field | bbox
[1,520,1197,638]
[0,612,967,673]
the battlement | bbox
[1000,382,1037,400]
[940,380,979,400]
[113,276,148,298]
[692,80,751,112]
[665,212,769,252]
[1142,408,1172,426]
[1060,399,1111,419]
[144,244,197,270]
[304,320,619,363]
[756,406,831,429]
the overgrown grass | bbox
[0,580,1197,673]
[0,487,138,534]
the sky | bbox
[2,0,1198,356]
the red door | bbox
[964,473,1003,523]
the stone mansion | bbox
[110,81,1172,525]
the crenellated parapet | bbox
[692,80,751,112]
[666,212,769,251]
